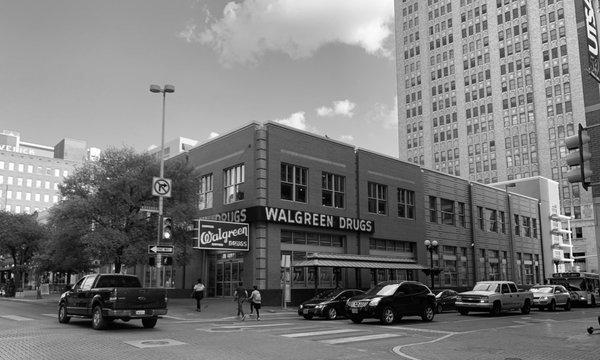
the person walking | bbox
[192,278,205,312]
[248,285,262,321]
[234,282,248,321]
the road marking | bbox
[125,339,186,349]
[381,326,455,334]
[1,315,34,321]
[320,333,402,344]
[162,315,188,320]
[282,329,360,338]
[392,333,456,360]
[42,314,56,318]
[219,322,293,329]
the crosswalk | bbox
[202,321,410,346]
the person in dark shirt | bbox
[234,282,248,321]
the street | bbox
[1,298,600,360]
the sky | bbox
[0,0,399,157]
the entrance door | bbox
[215,260,244,297]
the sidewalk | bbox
[0,293,297,321]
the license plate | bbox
[135,310,145,315]
[351,308,358,314]
[303,309,308,314]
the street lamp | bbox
[149,84,174,287]
[424,239,440,290]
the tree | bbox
[0,211,47,291]
[50,147,199,273]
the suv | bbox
[455,281,533,316]
[345,281,436,325]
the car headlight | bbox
[346,299,352,306]
[299,304,303,310]
[581,296,586,300]
[540,296,548,301]
[479,297,489,303]
[369,298,381,306]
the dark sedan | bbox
[298,289,364,320]
[435,289,458,313]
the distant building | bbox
[147,137,199,160]
[0,130,98,215]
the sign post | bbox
[281,255,291,309]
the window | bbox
[441,198,455,225]
[458,202,466,227]
[429,196,438,223]
[368,182,387,215]
[397,188,415,219]
[478,206,484,230]
[198,174,213,210]
[281,163,307,203]
[224,164,245,204]
[486,208,498,232]
[322,172,345,208]
[514,214,520,235]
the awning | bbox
[292,253,425,270]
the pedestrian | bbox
[234,282,248,321]
[192,278,205,312]
[248,285,262,321]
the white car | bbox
[530,284,572,311]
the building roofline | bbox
[265,121,357,150]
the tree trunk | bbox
[114,258,122,273]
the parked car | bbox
[57,274,168,330]
[298,288,364,320]
[345,281,436,325]
[455,281,533,316]
[434,289,458,313]
[530,284,572,311]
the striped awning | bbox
[292,253,425,270]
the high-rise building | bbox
[0,130,99,215]
[395,0,598,272]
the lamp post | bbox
[505,183,517,282]
[424,239,439,290]
[149,84,174,287]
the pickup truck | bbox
[455,281,533,316]
[58,274,168,330]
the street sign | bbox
[152,177,172,197]
[141,205,159,213]
[148,245,174,254]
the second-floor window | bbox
[198,173,213,210]
[281,163,307,203]
[368,182,387,215]
[397,188,415,219]
[440,198,455,225]
[322,172,344,208]
[224,164,245,204]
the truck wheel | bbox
[142,318,158,329]
[548,300,556,312]
[521,300,531,315]
[490,302,502,316]
[380,307,395,325]
[92,306,107,330]
[421,304,435,322]
[459,309,469,316]
[564,300,571,311]
[58,303,70,324]
[326,307,338,320]
[350,316,363,324]
[436,303,443,314]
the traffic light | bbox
[162,216,173,240]
[148,256,156,267]
[161,256,173,266]
[565,124,593,190]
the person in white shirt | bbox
[192,278,206,312]
[248,285,262,321]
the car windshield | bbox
[365,283,400,296]
[472,283,499,292]
[530,287,553,293]
[313,289,343,300]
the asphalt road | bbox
[1,299,600,360]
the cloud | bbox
[274,111,310,131]
[208,132,220,139]
[317,99,356,117]
[180,0,394,66]
[339,135,355,143]
[366,97,397,130]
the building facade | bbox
[162,123,556,305]
[394,0,598,272]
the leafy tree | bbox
[0,211,47,290]
[51,147,199,273]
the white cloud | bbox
[274,111,309,131]
[367,97,397,130]
[317,99,356,117]
[181,0,394,66]
[208,132,220,139]
[339,135,355,143]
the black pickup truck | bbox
[57,274,168,330]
